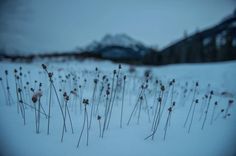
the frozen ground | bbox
[0,60,235,156]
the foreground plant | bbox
[201,90,213,130]
[164,102,175,140]
[61,92,73,142]
[145,84,165,140]
[32,90,43,133]
[210,101,218,125]
[77,99,89,147]
[188,99,198,133]
[184,82,198,127]
[224,100,234,118]
[120,75,126,128]
[89,78,98,129]
[127,84,148,126]
[42,64,66,135]
[97,115,102,137]
[4,70,12,106]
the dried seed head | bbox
[106,90,110,95]
[65,95,69,101]
[42,64,47,70]
[113,70,117,75]
[229,99,234,104]
[124,75,126,80]
[0,77,2,81]
[196,82,199,87]
[95,67,98,71]
[118,64,122,69]
[228,99,234,107]
[5,70,8,75]
[210,90,214,95]
[94,79,98,84]
[140,96,143,100]
[14,69,17,73]
[48,72,53,78]
[82,99,89,105]
[155,80,158,84]
[172,79,175,83]
[161,85,165,91]
[172,101,176,106]
[102,75,106,80]
[97,115,101,120]
[168,107,172,112]
[18,88,22,93]
[221,109,224,112]
[32,96,37,103]
[195,99,199,103]
[158,97,162,102]
[63,92,67,97]
[71,90,77,96]
[214,101,218,105]
[141,84,144,89]
[32,91,43,103]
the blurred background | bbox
[0,0,236,65]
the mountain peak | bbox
[84,33,144,52]
[100,34,142,47]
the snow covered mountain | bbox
[83,34,150,59]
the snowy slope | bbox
[0,60,236,156]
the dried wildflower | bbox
[42,64,47,70]
[48,72,53,78]
[83,99,89,105]
[97,115,101,120]
[5,70,8,75]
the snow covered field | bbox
[0,60,235,156]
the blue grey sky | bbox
[0,0,235,54]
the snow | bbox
[0,60,236,156]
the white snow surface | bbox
[0,60,236,156]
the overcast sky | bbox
[0,0,235,54]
